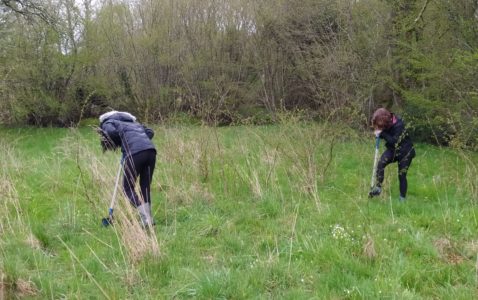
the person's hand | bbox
[374,129,382,137]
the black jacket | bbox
[379,114,415,158]
[100,113,156,157]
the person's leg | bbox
[376,149,394,185]
[398,150,414,199]
[139,150,156,204]
[370,149,394,197]
[123,155,140,207]
[134,150,156,226]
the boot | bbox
[137,203,154,227]
[368,185,382,198]
[145,202,156,226]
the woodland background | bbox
[0,0,477,147]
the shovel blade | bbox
[101,216,113,227]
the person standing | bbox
[369,108,416,202]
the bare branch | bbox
[414,0,431,24]
[1,0,54,23]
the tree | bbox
[1,0,54,23]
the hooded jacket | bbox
[100,112,156,157]
[379,114,415,159]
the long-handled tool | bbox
[102,157,124,226]
[368,136,380,198]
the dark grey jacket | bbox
[379,114,415,159]
[100,113,156,157]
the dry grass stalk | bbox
[0,143,41,298]
[15,278,38,297]
[464,240,478,258]
[95,170,161,263]
[262,147,280,188]
[159,130,215,182]
[0,273,39,298]
[0,178,19,233]
[234,153,263,199]
[0,271,6,300]
[159,129,220,205]
[0,143,29,236]
[112,198,161,263]
[363,235,377,259]
[434,238,465,265]
[461,152,478,204]
[25,233,42,251]
[247,168,263,199]
[281,132,322,208]
[164,182,215,206]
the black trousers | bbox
[377,148,415,198]
[123,149,156,207]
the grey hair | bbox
[99,111,137,123]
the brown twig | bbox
[414,0,431,24]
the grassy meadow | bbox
[1,122,477,299]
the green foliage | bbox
[77,118,99,127]
[163,112,203,127]
[0,0,477,148]
[401,46,478,148]
[233,105,275,125]
[402,91,451,145]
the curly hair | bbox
[372,108,392,130]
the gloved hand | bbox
[368,185,382,197]
[374,129,382,137]
[96,127,117,152]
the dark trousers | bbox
[123,149,156,207]
[377,148,415,198]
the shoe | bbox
[399,196,406,202]
[368,186,382,198]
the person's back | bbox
[101,118,155,157]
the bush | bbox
[402,92,453,146]
[77,118,99,127]
[163,112,203,127]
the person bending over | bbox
[98,110,156,226]
[370,108,416,202]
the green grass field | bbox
[1,123,477,299]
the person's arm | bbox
[380,122,404,146]
[143,125,154,139]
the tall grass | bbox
[58,130,160,263]
[0,139,39,298]
[0,122,477,298]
